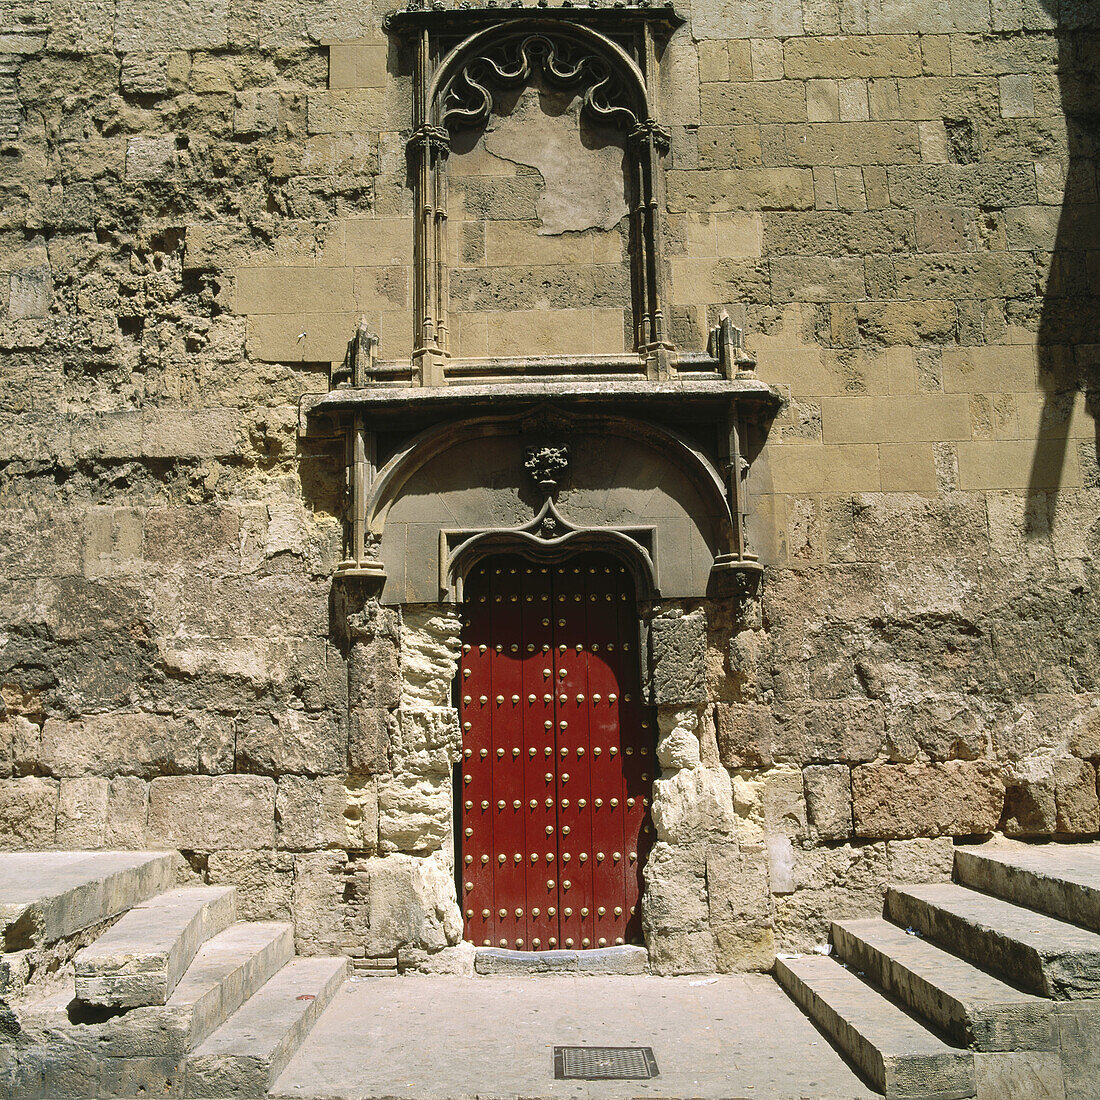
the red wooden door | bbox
[459,552,654,951]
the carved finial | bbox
[352,318,380,387]
[709,311,757,381]
[525,444,571,496]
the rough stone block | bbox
[803,701,884,763]
[276,776,349,850]
[400,608,461,709]
[115,0,229,50]
[377,773,452,855]
[642,842,710,933]
[342,777,378,852]
[690,0,802,39]
[652,766,735,845]
[390,708,461,776]
[236,709,345,777]
[655,707,703,770]
[148,776,276,850]
[56,777,109,848]
[349,706,393,774]
[359,853,462,957]
[1003,765,1057,838]
[706,844,775,971]
[772,842,890,951]
[885,836,955,883]
[125,136,177,181]
[120,54,171,95]
[784,35,923,78]
[348,602,401,709]
[142,409,239,459]
[209,849,293,923]
[804,764,852,840]
[143,506,240,568]
[715,703,785,767]
[0,777,58,848]
[885,695,989,762]
[852,762,1004,839]
[39,712,233,779]
[759,765,809,840]
[1055,759,1100,835]
[666,168,815,213]
[650,613,707,705]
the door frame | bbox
[453,547,656,952]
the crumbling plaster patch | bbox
[483,85,628,235]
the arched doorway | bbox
[456,549,654,951]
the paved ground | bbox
[273,973,880,1100]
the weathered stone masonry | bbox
[1,0,1099,974]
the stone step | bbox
[186,955,348,1097]
[886,883,1100,1000]
[831,918,1054,1052]
[475,944,648,975]
[169,922,295,1050]
[74,885,238,1008]
[954,842,1100,934]
[0,850,178,951]
[13,921,296,1066]
[775,954,975,1100]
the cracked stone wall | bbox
[0,0,1099,972]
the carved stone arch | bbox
[363,410,738,604]
[427,20,650,134]
[445,499,659,604]
[388,5,677,384]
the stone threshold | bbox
[474,944,648,975]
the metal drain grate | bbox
[554,1046,659,1080]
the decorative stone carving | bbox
[524,443,570,495]
[440,32,639,132]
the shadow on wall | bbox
[1030,1,1100,526]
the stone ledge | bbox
[475,944,649,976]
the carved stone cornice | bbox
[384,2,683,37]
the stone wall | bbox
[1,0,1099,970]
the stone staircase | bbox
[0,851,347,1099]
[777,841,1100,1100]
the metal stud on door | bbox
[459,552,653,951]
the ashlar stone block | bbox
[0,777,58,848]
[349,705,394,775]
[148,775,275,850]
[56,777,108,848]
[804,763,852,840]
[650,612,707,705]
[276,776,349,850]
[852,761,1004,839]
